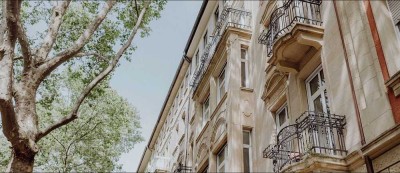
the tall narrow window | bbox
[214,6,220,25]
[218,66,226,102]
[241,48,249,87]
[203,31,208,49]
[202,96,210,127]
[243,131,252,173]
[306,66,329,114]
[217,145,227,173]
[275,104,288,132]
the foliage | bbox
[1,69,144,171]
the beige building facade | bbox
[137,0,400,172]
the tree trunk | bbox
[7,149,35,172]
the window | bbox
[241,48,249,87]
[203,31,208,49]
[305,66,329,114]
[387,1,400,38]
[202,96,210,127]
[243,131,252,173]
[194,50,199,68]
[275,104,288,132]
[217,145,227,173]
[214,6,220,25]
[218,66,226,102]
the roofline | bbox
[136,0,209,171]
[184,0,209,55]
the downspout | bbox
[333,1,371,172]
[183,55,191,172]
[332,0,366,145]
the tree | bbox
[1,69,143,171]
[0,0,165,171]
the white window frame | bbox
[217,145,227,173]
[217,66,226,102]
[242,130,252,173]
[275,104,289,132]
[240,48,249,88]
[202,96,210,127]
[305,65,329,114]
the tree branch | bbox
[35,1,71,62]
[75,52,109,62]
[35,1,150,142]
[36,0,116,78]
[16,20,32,70]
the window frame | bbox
[202,95,210,127]
[240,48,249,88]
[217,145,227,173]
[242,130,252,173]
[275,104,289,132]
[217,65,227,102]
[305,65,329,114]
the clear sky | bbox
[110,1,202,171]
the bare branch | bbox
[37,0,116,77]
[75,52,109,62]
[16,20,32,69]
[35,1,71,62]
[36,1,150,141]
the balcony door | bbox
[305,66,334,154]
[306,66,329,114]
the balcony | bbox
[190,2,252,89]
[264,112,347,172]
[258,0,323,73]
[149,156,170,173]
[173,163,192,173]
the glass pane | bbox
[218,148,225,164]
[309,75,320,95]
[241,49,246,59]
[313,95,323,113]
[241,62,246,87]
[278,109,286,126]
[320,70,325,86]
[243,148,250,173]
[243,131,250,145]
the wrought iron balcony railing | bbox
[263,111,347,173]
[190,2,252,89]
[258,0,323,57]
[173,163,192,173]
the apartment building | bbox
[137,0,400,172]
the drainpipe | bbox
[332,0,366,145]
[333,1,371,172]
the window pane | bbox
[241,49,246,59]
[241,62,246,87]
[243,148,250,173]
[243,131,250,145]
[218,148,225,164]
[309,75,320,95]
[313,95,323,113]
[278,110,286,126]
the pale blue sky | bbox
[110,1,202,171]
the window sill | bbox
[240,87,254,92]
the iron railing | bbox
[263,111,347,173]
[173,163,192,173]
[190,2,252,89]
[258,0,323,57]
